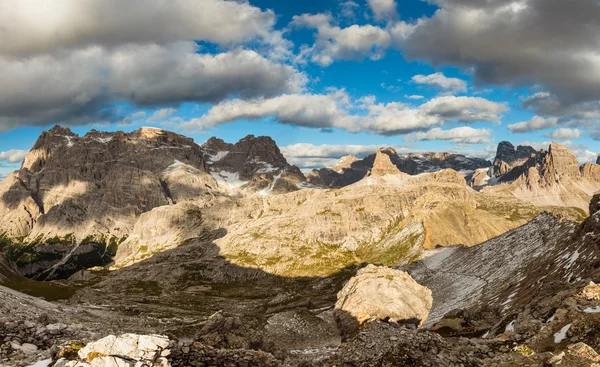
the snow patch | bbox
[65,136,74,147]
[553,323,572,343]
[584,306,600,313]
[505,320,515,332]
[94,136,113,144]
[259,172,283,196]
[26,359,53,367]
[207,151,229,163]
[211,170,247,189]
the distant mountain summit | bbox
[493,141,538,177]
[203,135,305,194]
[485,141,600,213]
[307,148,491,188]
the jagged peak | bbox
[370,150,402,176]
[332,155,359,173]
[47,125,76,136]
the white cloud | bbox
[290,14,392,66]
[183,91,507,136]
[0,0,279,56]
[508,116,558,133]
[339,1,361,20]
[281,143,384,159]
[367,0,398,21]
[148,108,177,122]
[545,128,582,140]
[404,127,491,144]
[182,89,355,131]
[400,0,600,108]
[0,43,305,132]
[0,149,28,164]
[406,95,425,100]
[412,73,467,94]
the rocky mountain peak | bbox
[540,142,581,184]
[493,141,537,177]
[332,155,359,173]
[370,150,402,176]
[203,134,305,191]
[47,125,76,136]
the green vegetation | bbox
[316,209,342,217]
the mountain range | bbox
[1,126,600,366]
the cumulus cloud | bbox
[367,0,398,21]
[290,14,392,66]
[507,116,558,133]
[0,150,28,164]
[182,90,355,131]
[545,128,582,140]
[399,0,600,107]
[404,127,491,144]
[0,0,279,56]
[411,73,467,94]
[281,143,384,159]
[0,43,305,132]
[280,142,408,170]
[339,1,361,21]
[183,91,507,135]
[147,108,177,122]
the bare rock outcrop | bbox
[72,334,171,367]
[490,141,600,213]
[332,155,358,173]
[113,203,205,268]
[203,135,305,193]
[369,149,403,176]
[581,162,600,182]
[493,141,537,177]
[0,126,209,279]
[334,265,432,337]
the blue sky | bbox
[0,0,598,175]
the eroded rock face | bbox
[0,126,209,278]
[369,150,403,176]
[73,334,171,367]
[113,203,206,268]
[490,141,600,213]
[203,135,305,192]
[493,141,537,177]
[334,265,432,337]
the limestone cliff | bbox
[488,142,600,213]
[493,141,537,177]
[203,135,305,193]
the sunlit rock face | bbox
[334,265,432,337]
[493,141,537,178]
[0,126,210,280]
[484,142,600,214]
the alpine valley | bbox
[1,126,600,367]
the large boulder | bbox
[334,265,432,337]
[73,334,171,367]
